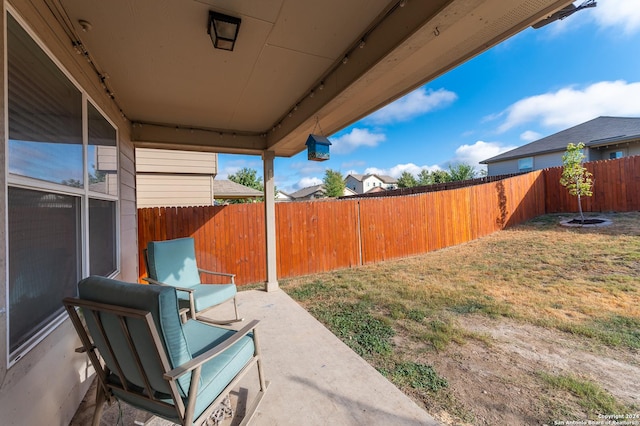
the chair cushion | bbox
[77,276,194,396]
[147,237,202,288]
[111,321,255,423]
[177,284,237,313]
[181,320,255,420]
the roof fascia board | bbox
[132,123,266,155]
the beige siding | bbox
[136,174,214,207]
[119,137,139,283]
[136,148,218,174]
[97,145,118,171]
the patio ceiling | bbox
[57,0,572,157]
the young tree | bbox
[323,169,345,197]
[397,171,418,188]
[560,142,593,223]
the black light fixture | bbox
[208,11,241,51]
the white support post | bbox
[262,151,279,292]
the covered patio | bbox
[0,0,576,424]
[71,289,439,425]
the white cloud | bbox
[452,141,518,167]
[498,80,640,132]
[330,128,386,154]
[592,0,640,35]
[218,155,263,179]
[365,163,441,179]
[296,176,322,189]
[520,130,542,142]
[365,87,458,125]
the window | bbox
[8,188,81,354]
[6,13,119,363]
[609,151,623,159]
[518,157,533,172]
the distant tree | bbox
[227,167,264,204]
[228,167,263,191]
[431,170,451,184]
[560,142,593,223]
[417,169,433,186]
[397,171,418,188]
[448,163,476,182]
[62,178,82,188]
[323,169,345,197]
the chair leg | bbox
[195,297,244,325]
[91,382,107,426]
[233,296,243,322]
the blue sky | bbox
[219,0,640,194]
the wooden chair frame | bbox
[64,297,268,426]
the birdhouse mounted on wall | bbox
[306,134,332,161]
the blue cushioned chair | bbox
[145,237,242,324]
[63,276,268,426]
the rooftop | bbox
[482,116,640,164]
[213,179,263,199]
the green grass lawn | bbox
[279,212,640,423]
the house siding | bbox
[345,175,364,193]
[0,2,138,424]
[590,141,640,161]
[487,159,520,176]
[136,174,214,207]
[136,147,218,174]
[534,152,564,170]
[135,148,218,207]
[362,175,383,192]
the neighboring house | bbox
[290,184,326,201]
[481,116,640,176]
[275,190,293,202]
[288,184,356,201]
[136,148,219,207]
[345,174,398,194]
[136,148,261,207]
[213,179,263,202]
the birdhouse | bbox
[306,134,331,161]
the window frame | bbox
[517,157,534,172]
[5,9,120,366]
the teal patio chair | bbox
[144,237,242,324]
[63,276,268,426]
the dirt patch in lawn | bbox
[416,315,640,425]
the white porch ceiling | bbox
[56,0,572,157]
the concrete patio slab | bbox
[71,289,440,425]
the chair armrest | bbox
[164,319,259,380]
[142,277,194,294]
[197,268,236,280]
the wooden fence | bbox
[138,157,637,285]
[545,155,640,213]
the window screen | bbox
[8,187,81,353]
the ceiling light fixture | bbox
[208,11,241,51]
